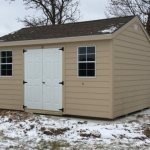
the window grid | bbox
[0,51,12,77]
[78,46,96,77]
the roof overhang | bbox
[0,34,112,47]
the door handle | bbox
[42,82,45,84]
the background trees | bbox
[105,0,150,35]
[11,0,81,27]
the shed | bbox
[0,16,150,119]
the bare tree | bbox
[10,0,81,27]
[105,0,150,35]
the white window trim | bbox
[77,46,96,78]
[0,50,13,77]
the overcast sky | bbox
[0,0,108,37]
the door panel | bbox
[25,48,62,111]
[43,49,62,111]
[24,50,43,109]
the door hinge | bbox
[59,47,64,51]
[23,49,27,53]
[59,81,64,85]
[23,81,28,84]
[59,108,64,112]
[23,105,27,109]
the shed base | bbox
[25,109,62,116]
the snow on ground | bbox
[0,109,149,150]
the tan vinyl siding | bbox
[65,109,109,118]
[113,22,150,118]
[65,40,112,118]
[0,47,23,110]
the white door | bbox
[24,48,62,111]
[24,49,43,109]
[43,49,62,111]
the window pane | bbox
[7,70,12,76]
[87,70,95,77]
[1,70,6,76]
[87,54,95,61]
[79,70,86,76]
[7,57,12,63]
[87,63,95,69]
[7,51,12,57]
[79,55,86,61]
[7,64,12,69]
[1,58,6,63]
[79,63,86,69]
[1,51,6,57]
[0,51,12,77]
[1,65,7,69]
[87,47,95,54]
[79,47,86,54]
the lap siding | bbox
[65,41,111,118]
[65,109,109,118]
[0,48,23,110]
[113,22,150,118]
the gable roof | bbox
[0,16,135,42]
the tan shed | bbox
[0,16,150,119]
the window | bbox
[0,51,12,76]
[78,46,96,77]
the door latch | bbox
[42,82,45,84]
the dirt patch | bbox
[0,110,36,122]
[50,127,70,135]
[40,127,46,132]
[80,130,91,137]
[43,127,70,136]
[136,114,145,118]
[8,118,12,122]
[78,121,87,124]
[133,136,146,140]
[79,130,101,138]
[143,128,150,138]
[143,123,150,128]
[128,120,140,124]
[30,124,34,130]
[43,130,53,135]
[142,123,150,131]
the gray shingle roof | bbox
[0,16,135,42]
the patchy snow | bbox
[99,26,118,33]
[0,109,149,149]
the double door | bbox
[24,48,62,111]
